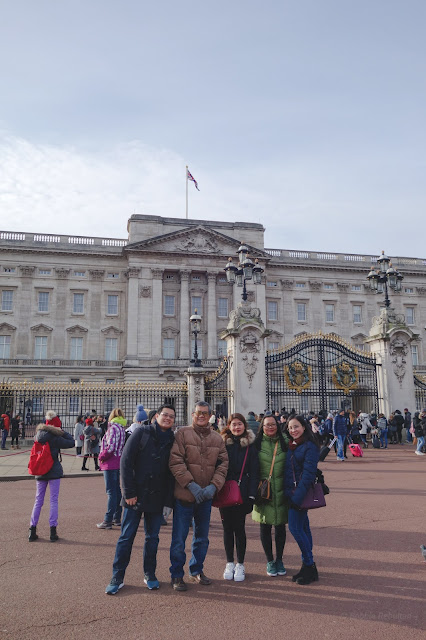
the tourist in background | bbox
[245,411,260,435]
[74,415,85,456]
[220,413,259,582]
[333,409,348,461]
[97,408,127,529]
[348,411,360,444]
[82,417,102,471]
[414,411,425,455]
[358,412,372,448]
[284,415,320,585]
[404,408,412,443]
[252,412,288,577]
[10,414,21,449]
[377,413,388,448]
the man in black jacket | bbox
[105,404,176,595]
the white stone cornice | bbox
[101,326,123,335]
[66,325,89,333]
[30,323,53,332]
[0,322,16,331]
[125,267,140,279]
[151,268,164,279]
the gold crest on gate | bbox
[332,361,359,394]
[284,360,312,394]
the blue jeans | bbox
[112,507,163,581]
[170,498,212,578]
[406,428,412,443]
[288,507,314,566]
[379,430,388,448]
[336,434,345,460]
[103,469,122,523]
[1,429,7,448]
[416,436,425,453]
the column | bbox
[151,269,163,359]
[207,272,217,360]
[179,270,190,360]
[125,267,140,365]
[186,368,205,422]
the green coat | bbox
[252,434,288,526]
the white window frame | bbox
[217,339,227,357]
[325,304,335,323]
[1,290,13,311]
[163,338,175,359]
[353,305,362,324]
[411,345,418,366]
[38,291,49,313]
[107,294,119,315]
[217,298,229,318]
[73,293,84,314]
[405,307,415,325]
[105,338,118,361]
[70,337,83,360]
[164,295,176,316]
[34,336,48,359]
[0,335,11,358]
[268,301,278,321]
[191,296,202,315]
[268,341,279,351]
[297,303,306,322]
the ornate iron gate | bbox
[204,358,233,417]
[414,375,426,411]
[266,333,379,415]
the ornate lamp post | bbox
[367,251,403,308]
[190,309,202,367]
[224,243,264,301]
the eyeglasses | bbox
[194,411,210,417]
[160,412,175,420]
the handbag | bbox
[256,441,279,504]
[291,457,326,510]
[213,447,249,508]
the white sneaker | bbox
[234,563,245,582]
[223,562,235,580]
[415,451,425,455]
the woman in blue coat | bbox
[284,415,320,585]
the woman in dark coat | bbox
[284,415,320,585]
[28,421,74,542]
[219,413,259,582]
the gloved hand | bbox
[202,484,216,502]
[188,482,204,504]
[163,506,172,519]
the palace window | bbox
[70,337,83,360]
[38,291,49,312]
[73,293,84,314]
[163,338,175,359]
[217,298,229,318]
[405,307,415,325]
[412,345,419,366]
[164,295,175,316]
[105,338,118,361]
[1,290,13,311]
[297,303,306,322]
[353,305,362,324]
[107,295,118,315]
[268,301,278,321]
[34,336,47,359]
[191,296,202,314]
[0,335,11,358]
[325,304,335,322]
[217,339,227,357]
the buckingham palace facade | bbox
[0,213,425,385]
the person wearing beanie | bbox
[82,417,102,471]
[45,410,62,429]
[135,404,148,423]
[97,408,127,529]
[125,405,150,441]
[28,419,74,542]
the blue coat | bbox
[333,414,348,437]
[34,424,75,481]
[284,440,320,508]
[120,422,175,513]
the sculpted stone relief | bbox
[239,330,261,388]
[389,336,408,387]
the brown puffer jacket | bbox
[169,425,229,503]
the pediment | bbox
[0,322,16,332]
[125,225,268,259]
[30,323,53,332]
[66,325,88,333]
[101,326,123,335]
[351,333,367,341]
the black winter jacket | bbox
[120,422,175,513]
[34,424,75,480]
[223,430,259,509]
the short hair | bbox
[157,404,176,416]
[193,401,211,413]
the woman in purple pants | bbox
[28,421,74,542]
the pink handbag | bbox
[212,447,249,508]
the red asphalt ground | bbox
[0,445,425,640]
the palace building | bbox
[0,213,425,389]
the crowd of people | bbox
[4,399,422,592]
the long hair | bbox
[221,413,249,440]
[287,414,320,448]
[108,407,124,422]
[254,414,287,452]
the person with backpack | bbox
[105,404,176,594]
[97,408,127,529]
[377,413,388,448]
[28,420,74,542]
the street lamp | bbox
[190,309,202,367]
[224,243,264,301]
[367,251,403,308]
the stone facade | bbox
[0,215,425,384]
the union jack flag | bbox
[187,168,200,191]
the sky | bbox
[1,0,425,257]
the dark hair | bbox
[157,404,176,416]
[193,401,211,413]
[221,413,249,439]
[287,414,320,448]
[254,414,287,452]
[77,415,83,423]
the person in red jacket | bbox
[1,412,10,450]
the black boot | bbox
[292,564,305,582]
[28,526,38,542]
[296,562,319,585]
[50,526,59,542]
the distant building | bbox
[0,213,424,384]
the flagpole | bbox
[185,165,188,219]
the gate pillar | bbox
[221,302,270,417]
[365,307,418,416]
[185,368,205,423]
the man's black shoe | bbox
[189,572,211,585]
[171,577,187,591]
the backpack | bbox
[28,441,54,476]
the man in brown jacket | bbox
[169,401,228,591]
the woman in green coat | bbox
[252,412,289,577]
